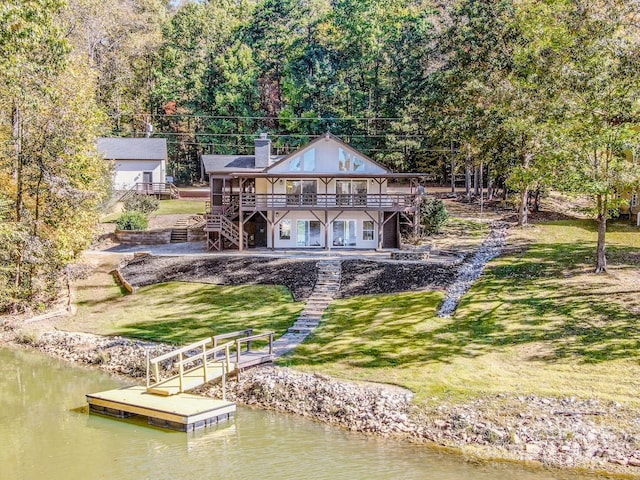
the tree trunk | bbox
[595,194,608,273]
[518,153,533,226]
[465,145,471,202]
[12,103,23,222]
[450,155,456,193]
[518,187,529,226]
[474,166,479,196]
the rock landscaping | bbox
[5,322,640,476]
[438,221,508,317]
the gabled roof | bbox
[97,137,167,161]
[265,132,391,174]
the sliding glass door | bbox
[332,220,356,247]
[297,220,322,247]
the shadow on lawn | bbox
[286,242,640,368]
[106,283,303,344]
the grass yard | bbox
[101,199,206,222]
[60,274,304,344]
[282,219,640,407]
[154,199,207,215]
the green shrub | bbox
[115,211,148,231]
[420,198,449,235]
[123,193,159,214]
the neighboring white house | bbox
[97,137,168,191]
[202,133,423,251]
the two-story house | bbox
[202,133,423,251]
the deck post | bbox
[146,349,150,388]
[178,352,184,393]
[221,361,226,401]
[202,345,208,383]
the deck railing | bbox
[146,338,233,395]
[120,182,180,201]
[238,193,417,210]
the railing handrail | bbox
[235,331,275,364]
[234,192,418,209]
[213,329,253,344]
[149,337,213,364]
[147,340,235,391]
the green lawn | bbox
[154,199,207,215]
[61,280,304,345]
[101,199,206,222]
[282,219,640,406]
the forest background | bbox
[1,0,639,311]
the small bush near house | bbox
[115,211,148,231]
[123,193,159,214]
[420,198,449,234]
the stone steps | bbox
[283,259,341,339]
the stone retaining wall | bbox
[187,227,205,242]
[114,228,172,245]
[390,251,431,261]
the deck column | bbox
[377,211,383,250]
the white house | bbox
[202,133,422,251]
[97,137,168,191]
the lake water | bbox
[0,347,588,480]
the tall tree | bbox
[517,0,640,272]
[0,0,110,312]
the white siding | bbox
[267,138,387,175]
[269,211,379,249]
[113,160,166,190]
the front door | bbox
[142,171,153,193]
[254,215,267,248]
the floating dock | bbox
[86,330,275,432]
[87,386,236,432]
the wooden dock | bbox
[87,330,274,431]
[87,386,235,432]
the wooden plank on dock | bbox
[87,386,236,432]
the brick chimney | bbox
[254,132,271,168]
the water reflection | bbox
[0,347,586,480]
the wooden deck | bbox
[87,386,235,432]
[86,330,274,431]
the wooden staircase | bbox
[170,218,189,243]
[205,201,249,250]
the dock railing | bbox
[235,332,274,366]
[146,338,234,396]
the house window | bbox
[339,148,365,172]
[332,220,356,246]
[279,220,291,240]
[297,220,322,246]
[338,149,351,171]
[289,157,302,171]
[286,180,317,205]
[303,149,315,171]
[289,148,316,172]
[363,220,374,241]
[336,180,367,205]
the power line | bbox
[112,113,409,121]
